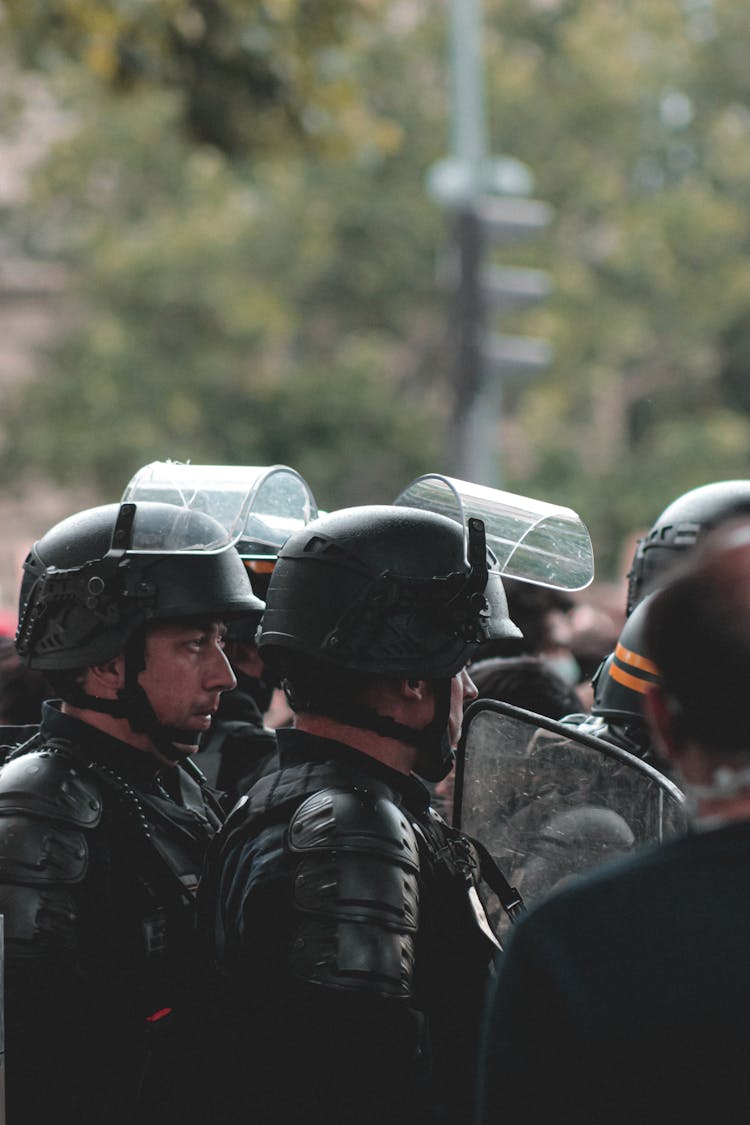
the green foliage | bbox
[5,0,750,575]
[481,0,750,570]
[0,0,387,156]
[0,20,446,508]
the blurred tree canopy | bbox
[0,0,391,156]
[3,0,750,573]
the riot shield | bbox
[454,699,686,935]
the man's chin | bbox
[172,742,199,757]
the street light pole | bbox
[428,1,552,486]
[448,0,513,486]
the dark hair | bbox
[267,648,376,717]
[469,655,583,720]
[645,521,750,753]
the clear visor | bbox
[394,474,595,591]
[119,501,238,554]
[122,461,318,556]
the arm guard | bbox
[0,749,102,955]
[287,785,420,998]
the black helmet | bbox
[259,503,521,782]
[16,501,264,671]
[259,504,521,679]
[587,593,661,758]
[627,480,750,615]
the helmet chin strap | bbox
[289,677,455,782]
[65,634,199,761]
[117,635,199,760]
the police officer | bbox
[121,460,319,808]
[626,479,750,614]
[565,593,663,761]
[0,500,263,1125]
[200,503,523,1125]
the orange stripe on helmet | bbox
[615,641,660,678]
[244,560,276,574]
[610,662,654,695]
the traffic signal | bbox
[473,195,554,379]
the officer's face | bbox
[138,619,236,743]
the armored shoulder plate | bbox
[0,747,102,954]
[0,747,103,828]
[287,785,420,997]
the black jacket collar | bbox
[275,726,432,817]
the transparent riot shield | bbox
[454,699,686,936]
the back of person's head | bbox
[469,655,583,720]
[645,519,750,755]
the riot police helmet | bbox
[16,501,264,672]
[587,593,662,759]
[15,501,264,756]
[627,480,750,615]
[258,504,521,781]
[259,504,521,680]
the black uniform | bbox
[202,726,498,1125]
[0,701,222,1125]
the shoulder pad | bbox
[287,786,420,998]
[0,813,88,885]
[289,785,420,870]
[0,749,103,829]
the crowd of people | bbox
[0,468,748,1123]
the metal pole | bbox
[446,0,502,485]
[448,0,487,166]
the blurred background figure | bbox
[471,577,615,711]
[469,653,583,720]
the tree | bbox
[480,0,750,570]
[0,11,448,508]
[0,0,388,157]
[5,1,750,575]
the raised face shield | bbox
[394,474,595,592]
[122,461,318,560]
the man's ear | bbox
[644,684,681,763]
[401,678,429,702]
[86,655,126,698]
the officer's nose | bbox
[208,644,237,693]
[461,667,478,703]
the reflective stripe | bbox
[615,642,660,677]
[610,662,652,695]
